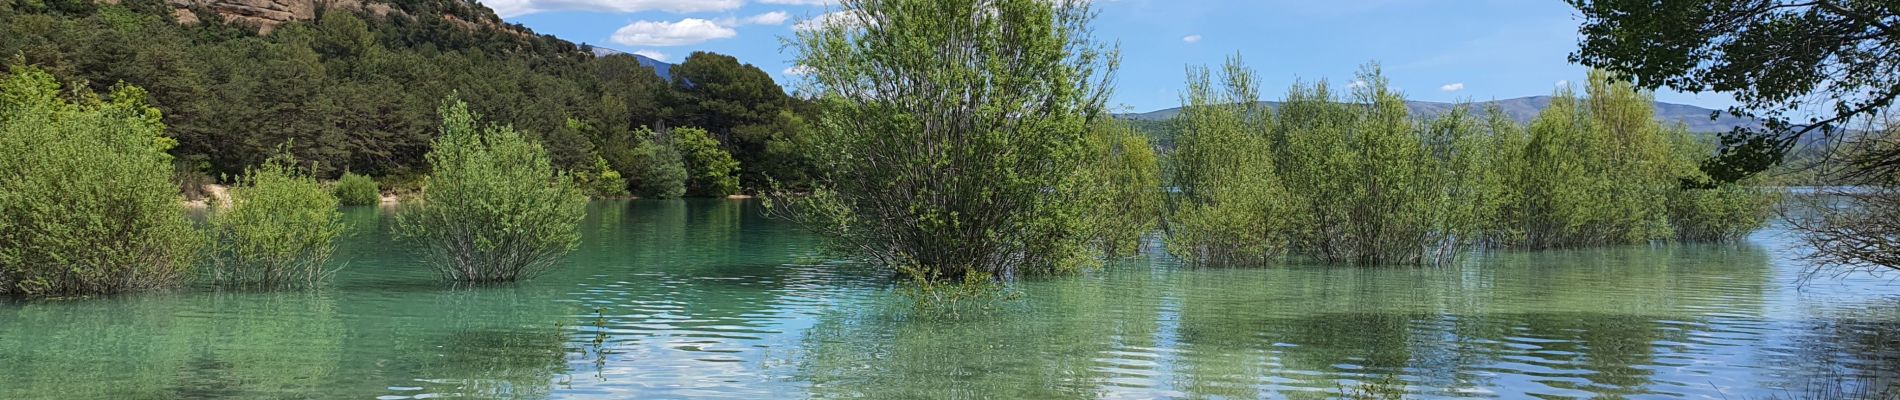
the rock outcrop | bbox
[164,0,400,34]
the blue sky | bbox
[486,0,1740,113]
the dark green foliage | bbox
[207,153,345,289]
[395,99,587,283]
[629,127,687,199]
[0,0,813,189]
[0,66,201,297]
[1569,0,1900,181]
[668,52,813,189]
[781,0,1119,282]
[333,172,380,206]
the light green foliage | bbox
[1168,59,1509,266]
[1503,72,1699,248]
[671,127,741,197]
[575,155,629,198]
[207,153,345,289]
[395,99,587,282]
[0,67,201,297]
[1077,120,1164,257]
[1269,66,1507,265]
[781,0,1119,282]
[1666,137,1779,242]
[629,127,687,199]
[1164,59,1293,265]
[1667,184,1777,242]
[333,172,379,206]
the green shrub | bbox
[333,172,380,206]
[1077,120,1164,257]
[1166,60,1508,266]
[1667,134,1779,242]
[1163,59,1294,265]
[1268,66,1507,265]
[672,127,741,197]
[1502,72,1698,248]
[206,153,346,289]
[781,0,1118,282]
[575,155,629,198]
[630,128,687,199]
[396,99,588,282]
[0,67,202,297]
[1667,184,1777,242]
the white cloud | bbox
[759,0,837,5]
[479,0,742,18]
[794,11,865,31]
[1181,34,1202,44]
[633,50,670,62]
[611,18,738,47]
[783,65,814,76]
[1555,79,1569,87]
[1348,79,1367,89]
[1439,82,1465,92]
[743,11,791,25]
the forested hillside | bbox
[0,0,811,194]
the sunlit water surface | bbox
[3,200,1898,399]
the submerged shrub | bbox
[396,99,588,283]
[673,127,741,197]
[207,154,346,289]
[0,67,202,297]
[779,0,1118,283]
[1501,72,1696,248]
[1268,66,1508,265]
[1166,59,1507,266]
[1164,59,1294,265]
[333,172,380,206]
[1667,184,1778,242]
[1078,119,1165,257]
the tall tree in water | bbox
[1569,0,1900,182]
[780,0,1119,283]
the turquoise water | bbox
[2,200,1897,399]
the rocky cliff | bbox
[156,0,527,37]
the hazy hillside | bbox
[1119,96,1760,133]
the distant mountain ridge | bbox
[1117,96,1760,133]
[589,47,673,79]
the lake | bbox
[2,200,1897,399]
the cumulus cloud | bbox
[633,50,670,62]
[1181,34,1202,44]
[743,11,792,25]
[1555,79,1569,87]
[1348,79,1367,89]
[794,11,866,31]
[480,0,742,18]
[1439,82,1465,92]
[611,18,738,47]
[783,65,814,76]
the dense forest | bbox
[0,0,812,197]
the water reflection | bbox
[3,201,1899,399]
[791,243,1815,399]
